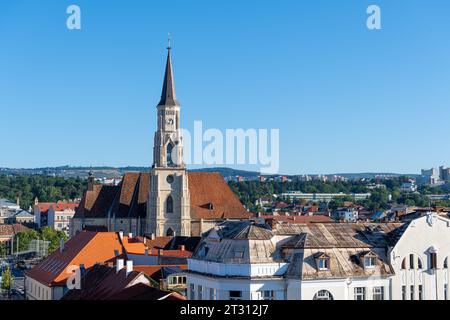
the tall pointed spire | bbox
[158,36,180,107]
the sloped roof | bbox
[134,265,187,282]
[261,215,333,224]
[278,222,406,248]
[74,171,250,221]
[285,247,394,280]
[14,210,34,218]
[213,220,273,240]
[193,221,281,264]
[0,224,30,237]
[188,172,251,220]
[107,283,186,300]
[25,231,126,286]
[62,264,146,300]
[35,203,78,213]
[74,172,150,219]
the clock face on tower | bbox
[166,118,174,126]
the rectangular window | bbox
[418,285,423,300]
[318,258,329,270]
[402,286,406,300]
[197,285,203,300]
[229,290,242,300]
[189,284,195,300]
[261,290,274,300]
[365,257,376,268]
[410,285,415,300]
[445,284,448,301]
[354,287,366,300]
[210,288,217,300]
[373,287,384,300]
[429,253,437,269]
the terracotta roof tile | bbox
[188,172,251,220]
[26,231,125,286]
[74,171,250,221]
[0,224,30,237]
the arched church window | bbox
[444,257,448,269]
[166,227,175,237]
[166,195,174,213]
[167,143,174,166]
[313,290,333,300]
[401,258,406,270]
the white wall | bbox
[389,214,450,300]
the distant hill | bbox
[0,166,259,180]
[0,166,419,181]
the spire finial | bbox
[167,33,171,50]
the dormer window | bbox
[361,251,377,269]
[364,256,376,268]
[318,258,329,270]
[314,252,330,271]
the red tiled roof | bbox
[62,264,146,300]
[107,282,186,300]
[36,203,78,213]
[25,231,126,286]
[137,236,173,250]
[261,215,333,224]
[121,236,147,255]
[134,265,187,280]
[0,224,30,237]
[188,172,251,220]
[74,171,250,222]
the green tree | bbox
[1,265,14,296]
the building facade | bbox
[186,213,450,300]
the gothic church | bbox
[71,46,251,237]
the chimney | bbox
[126,260,133,277]
[143,236,147,244]
[128,232,133,239]
[116,259,124,273]
[151,233,155,240]
[178,245,185,251]
[60,238,65,253]
[119,231,124,240]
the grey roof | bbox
[0,199,17,207]
[285,247,394,280]
[277,222,406,248]
[14,210,34,217]
[193,221,280,264]
[157,48,180,107]
[213,220,273,240]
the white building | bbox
[280,192,371,203]
[400,181,418,192]
[35,202,78,235]
[187,214,450,300]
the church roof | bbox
[74,171,251,221]
[157,47,179,107]
[188,172,251,220]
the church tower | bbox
[147,43,191,237]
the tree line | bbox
[0,174,87,210]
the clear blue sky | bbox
[1,0,449,175]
